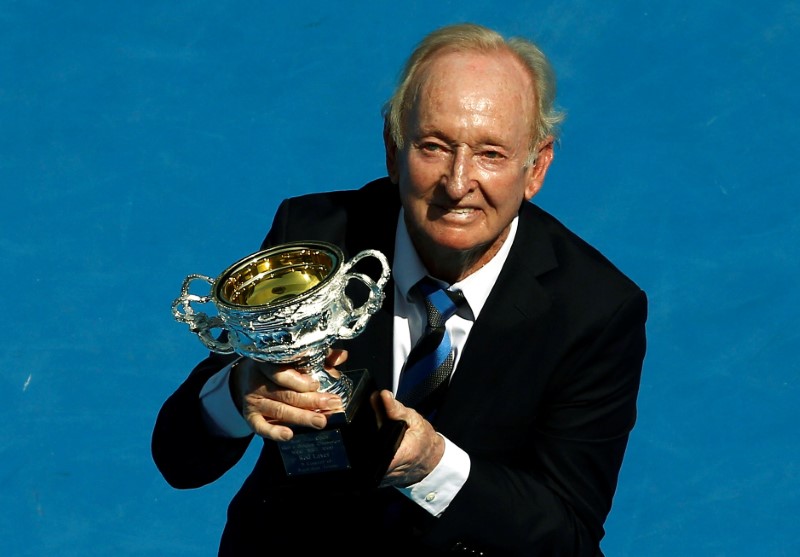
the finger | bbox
[244,397,329,432]
[267,388,343,413]
[325,348,349,367]
[259,364,323,392]
[380,390,409,422]
[246,413,295,441]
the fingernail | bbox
[321,395,343,410]
[311,415,327,429]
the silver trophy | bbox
[172,241,405,483]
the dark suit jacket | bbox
[152,177,648,556]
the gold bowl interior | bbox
[217,247,338,307]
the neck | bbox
[413,229,508,284]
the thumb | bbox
[379,389,407,421]
[325,348,349,367]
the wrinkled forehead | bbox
[410,48,537,129]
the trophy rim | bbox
[212,240,344,310]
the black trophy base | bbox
[276,368,407,487]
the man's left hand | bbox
[377,390,445,487]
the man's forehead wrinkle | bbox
[412,51,535,139]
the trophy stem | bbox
[301,352,353,408]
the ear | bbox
[383,119,400,184]
[523,137,554,200]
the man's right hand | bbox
[229,349,348,441]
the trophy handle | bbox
[171,273,235,354]
[337,249,391,339]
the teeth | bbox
[450,208,472,214]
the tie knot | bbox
[414,277,466,328]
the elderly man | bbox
[153,22,647,556]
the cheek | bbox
[398,171,428,210]
[404,157,441,192]
[482,174,528,207]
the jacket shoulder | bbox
[262,176,399,253]
[518,202,645,303]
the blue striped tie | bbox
[397,277,466,419]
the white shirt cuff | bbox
[396,433,470,516]
[199,359,252,438]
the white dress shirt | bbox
[199,209,518,516]
[389,210,516,515]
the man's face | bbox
[387,49,553,274]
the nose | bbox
[443,147,473,198]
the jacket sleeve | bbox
[425,289,648,556]
[151,187,383,490]
[150,196,308,489]
[151,350,253,489]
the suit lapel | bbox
[336,179,399,392]
[435,203,559,435]
[339,194,563,423]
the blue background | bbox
[2,1,798,555]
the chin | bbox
[427,231,485,254]
[411,219,485,252]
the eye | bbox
[481,149,505,160]
[420,142,443,152]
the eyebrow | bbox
[413,128,509,149]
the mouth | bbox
[431,204,478,221]
[449,207,474,214]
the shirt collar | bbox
[392,209,517,320]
